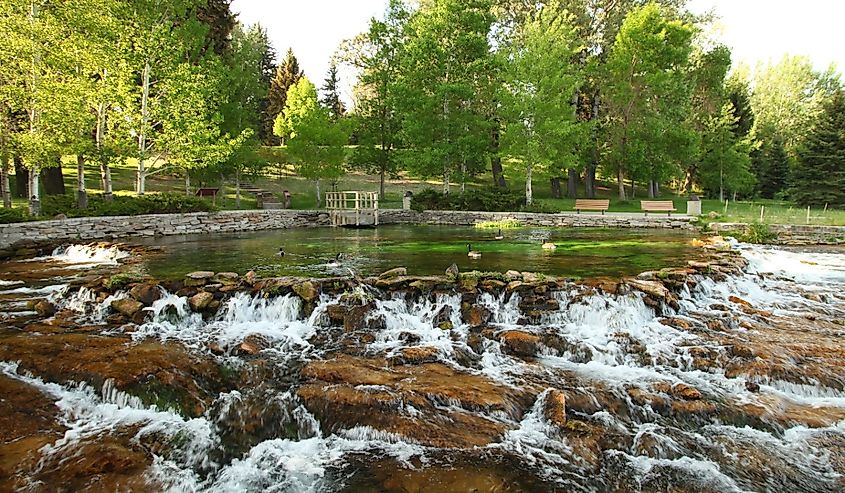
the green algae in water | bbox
[136,225,697,280]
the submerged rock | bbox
[389,346,440,365]
[499,330,540,357]
[543,389,567,427]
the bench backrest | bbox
[640,200,675,211]
[195,188,219,197]
[575,199,610,210]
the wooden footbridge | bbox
[326,191,379,227]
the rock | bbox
[128,283,162,306]
[729,296,753,308]
[671,383,702,400]
[445,263,459,278]
[745,381,760,393]
[213,272,239,285]
[522,272,540,283]
[344,304,375,331]
[432,305,453,330]
[504,270,522,281]
[461,304,491,327]
[625,279,669,299]
[207,342,225,355]
[543,389,567,427]
[671,400,716,415]
[53,213,67,220]
[326,304,347,325]
[506,280,523,292]
[33,300,57,318]
[237,334,270,355]
[189,291,215,312]
[480,279,506,291]
[399,332,421,344]
[379,267,407,280]
[110,298,144,318]
[293,281,319,302]
[243,270,258,286]
[390,346,439,365]
[185,271,215,287]
[499,330,540,357]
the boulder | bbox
[185,271,215,287]
[543,389,567,427]
[390,346,439,365]
[499,330,540,357]
[504,270,522,281]
[110,299,144,318]
[128,283,162,306]
[325,304,348,325]
[522,272,541,283]
[344,304,375,332]
[243,270,258,286]
[213,272,239,285]
[671,383,702,400]
[445,263,460,278]
[237,334,270,355]
[728,295,753,308]
[188,292,215,312]
[379,267,407,280]
[33,300,57,318]
[293,281,319,302]
[461,304,491,327]
[432,305,453,330]
[625,279,670,299]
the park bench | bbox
[195,187,220,205]
[575,199,610,215]
[641,200,676,216]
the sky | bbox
[231,0,843,103]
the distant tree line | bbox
[2,0,843,214]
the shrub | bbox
[40,193,217,219]
[732,223,777,244]
[0,207,31,224]
[411,188,525,212]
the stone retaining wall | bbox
[0,209,696,252]
[380,209,696,229]
[710,222,845,245]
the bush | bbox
[411,188,525,212]
[0,207,31,224]
[40,193,217,219]
[732,222,778,244]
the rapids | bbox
[0,241,844,492]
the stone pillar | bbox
[403,191,413,210]
[686,194,701,216]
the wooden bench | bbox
[575,199,610,215]
[195,187,220,205]
[641,200,676,216]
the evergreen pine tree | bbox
[321,63,346,120]
[266,48,304,144]
[791,90,845,206]
[197,0,236,55]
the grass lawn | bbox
[4,149,844,226]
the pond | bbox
[136,225,698,279]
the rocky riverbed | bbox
[0,238,843,492]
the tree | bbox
[791,90,845,207]
[698,103,755,200]
[266,48,304,145]
[398,0,495,194]
[275,77,349,205]
[342,0,409,198]
[321,62,346,120]
[752,139,788,199]
[601,3,695,199]
[499,7,586,205]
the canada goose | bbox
[328,253,345,267]
[494,228,504,241]
[277,247,285,257]
[541,239,557,250]
[467,244,482,259]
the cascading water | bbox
[1,240,843,491]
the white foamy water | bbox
[26,244,130,268]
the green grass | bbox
[3,149,844,226]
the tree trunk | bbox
[654,181,659,196]
[681,168,695,194]
[525,164,533,205]
[584,165,596,199]
[442,168,450,195]
[235,168,241,209]
[647,180,655,199]
[379,168,386,199]
[14,156,28,198]
[616,167,626,201]
[137,62,149,196]
[550,177,562,199]
[99,160,113,202]
[28,167,40,215]
[76,154,87,209]
[629,178,635,199]
[42,163,65,196]
[567,169,579,199]
[490,123,507,189]
[185,172,191,196]
[0,152,10,208]
[315,179,321,207]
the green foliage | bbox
[411,188,525,212]
[39,193,216,218]
[0,207,31,224]
[474,219,521,229]
[320,63,346,120]
[792,90,845,207]
[104,271,146,290]
[698,103,755,199]
[731,223,777,244]
[266,48,304,144]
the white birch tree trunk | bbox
[137,61,150,196]
[525,163,533,206]
[76,154,87,209]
